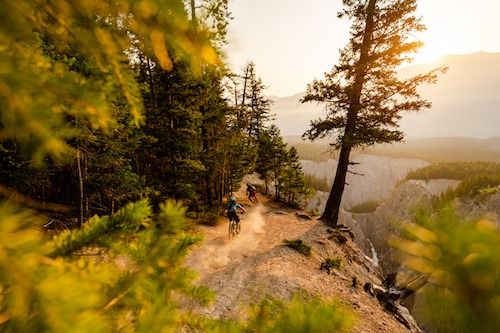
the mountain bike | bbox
[228,215,241,240]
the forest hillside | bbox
[1,1,498,333]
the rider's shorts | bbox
[228,211,240,223]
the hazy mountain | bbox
[272,51,500,138]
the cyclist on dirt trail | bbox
[246,183,258,203]
[226,196,246,224]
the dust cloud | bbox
[192,205,266,277]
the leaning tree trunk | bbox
[320,145,352,224]
[321,0,377,226]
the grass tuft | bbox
[283,239,312,257]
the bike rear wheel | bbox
[228,219,237,239]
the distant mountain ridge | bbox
[272,51,500,138]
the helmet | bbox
[229,196,236,203]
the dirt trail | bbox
[186,184,414,332]
[187,184,316,315]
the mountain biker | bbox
[246,183,257,203]
[226,196,246,224]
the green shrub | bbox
[320,257,343,274]
[245,294,356,333]
[283,239,312,257]
[347,200,381,214]
[393,206,500,333]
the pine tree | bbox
[280,147,309,206]
[255,125,308,204]
[302,0,445,226]
[256,125,285,196]
[138,58,205,202]
[235,62,274,140]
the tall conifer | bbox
[302,0,445,225]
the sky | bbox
[223,0,500,97]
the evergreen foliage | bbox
[0,0,217,163]
[256,126,310,205]
[435,175,500,207]
[0,200,213,333]
[406,162,500,181]
[0,0,269,215]
[406,162,500,207]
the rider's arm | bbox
[238,204,246,213]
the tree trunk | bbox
[84,154,89,219]
[321,0,377,226]
[190,0,197,25]
[239,65,250,126]
[76,148,84,228]
[146,57,156,108]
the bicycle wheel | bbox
[228,219,237,239]
[236,221,241,234]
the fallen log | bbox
[364,272,429,332]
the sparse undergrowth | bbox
[283,239,312,257]
[308,208,320,216]
[245,294,356,333]
[187,208,221,226]
[347,200,381,214]
[320,257,343,274]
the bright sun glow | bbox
[414,46,444,64]
[412,32,449,64]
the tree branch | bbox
[347,170,365,176]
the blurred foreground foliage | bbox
[0,200,354,333]
[393,206,500,333]
[0,0,217,163]
[0,199,211,332]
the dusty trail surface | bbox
[186,184,414,333]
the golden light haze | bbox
[225,0,500,96]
